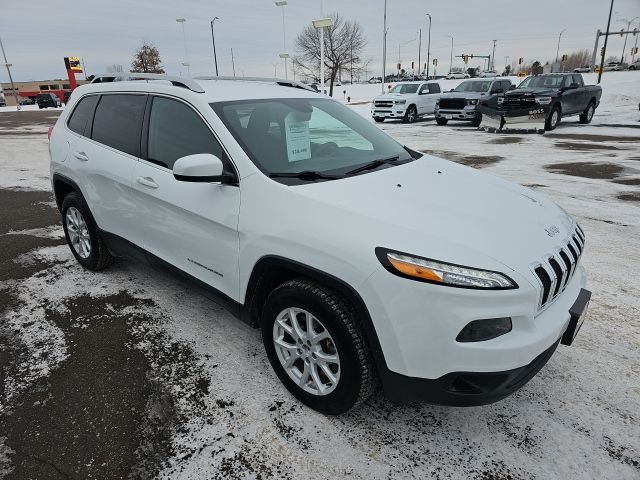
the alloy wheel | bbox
[66,206,91,259]
[272,307,341,396]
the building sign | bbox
[64,56,83,72]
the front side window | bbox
[147,97,225,170]
[389,84,420,94]
[428,83,441,93]
[212,98,413,179]
[67,95,99,135]
[91,94,146,157]
[518,75,564,89]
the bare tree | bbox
[131,42,165,74]
[293,13,366,95]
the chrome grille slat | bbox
[532,224,585,312]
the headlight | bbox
[394,99,406,105]
[497,97,504,104]
[376,249,517,289]
[466,99,478,106]
[535,96,552,105]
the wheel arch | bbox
[52,173,83,211]
[242,255,389,377]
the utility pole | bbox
[231,48,236,76]
[619,17,639,64]
[555,28,566,67]
[598,0,614,83]
[275,1,288,79]
[0,36,20,110]
[425,13,432,78]
[382,0,387,92]
[491,39,497,70]
[447,35,453,74]
[418,28,422,75]
[210,18,220,76]
[176,18,190,76]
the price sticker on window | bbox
[284,112,311,162]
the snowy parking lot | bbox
[0,72,639,479]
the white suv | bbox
[371,81,442,123]
[49,73,590,414]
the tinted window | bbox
[572,75,583,87]
[92,94,146,156]
[428,83,440,93]
[147,97,224,169]
[67,95,98,135]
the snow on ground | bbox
[0,70,638,479]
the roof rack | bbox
[90,73,205,93]
[194,76,316,92]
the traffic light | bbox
[632,47,638,55]
[600,47,605,56]
[470,54,474,59]
[397,63,401,70]
[411,61,414,69]
[561,54,568,62]
[433,58,437,66]
[518,57,523,64]
[462,54,469,64]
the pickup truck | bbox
[435,78,514,127]
[371,81,442,123]
[490,73,602,131]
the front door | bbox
[132,95,241,300]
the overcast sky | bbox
[1,0,639,82]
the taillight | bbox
[47,126,53,140]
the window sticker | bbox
[284,112,311,162]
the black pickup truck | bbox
[478,73,602,132]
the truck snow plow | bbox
[477,101,549,133]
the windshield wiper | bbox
[345,155,400,176]
[269,170,343,181]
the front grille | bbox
[531,224,585,312]
[499,95,536,110]
[374,100,394,108]
[439,98,466,109]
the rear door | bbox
[75,93,146,242]
[132,95,241,299]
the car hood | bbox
[508,87,557,96]
[290,156,574,277]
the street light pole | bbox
[0,35,20,110]
[555,28,566,64]
[620,17,638,64]
[210,17,220,76]
[418,28,422,76]
[275,1,288,79]
[425,13,431,79]
[491,39,497,70]
[598,0,614,84]
[447,35,453,74]
[231,48,236,76]
[382,0,388,92]
[176,18,190,76]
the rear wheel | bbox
[261,278,376,414]
[403,105,417,123]
[61,192,113,271]
[545,105,561,131]
[436,117,449,126]
[579,101,595,124]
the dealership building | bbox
[1,78,90,106]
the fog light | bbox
[456,317,512,342]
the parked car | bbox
[371,81,442,123]
[368,77,382,84]
[49,73,590,414]
[37,93,61,109]
[445,72,470,80]
[498,73,602,130]
[603,62,624,71]
[628,60,640,70]
[0,97,6,107]
[573,65,592,73]
[435,78,513,126]
[479,70,499,78]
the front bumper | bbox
[371,105,407,119]
[435,105,478,121]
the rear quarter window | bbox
[91,94,147,157]
[67,95,99,136]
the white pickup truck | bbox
[371,81,442,123]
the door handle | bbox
[136,176,159,189]
[73,151,89,161]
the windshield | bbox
[453,80,492,92]
[389,84,420,94]
[211,98,413,179]
[517,75,566,89]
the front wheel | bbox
[261,279,376,414]
[403,105,417,123]
[436,117,449,125]
[471,112,483,127]
[579,101,595,124]
[545,105,561,131]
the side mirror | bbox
[173,153,236,184]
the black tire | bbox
[373,117,385,123]
[579,101,595,124]
[61,192,113,271]
[545,104,561,131]
[436,117,449,125]
[471,112,482,127]
[403,105,417,123]
[261,278,377,414]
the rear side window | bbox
[67,95,99,136]
[92,94,146,157]
[147,96,225,169]
[572,75,584,87]
[428,83,440,93]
